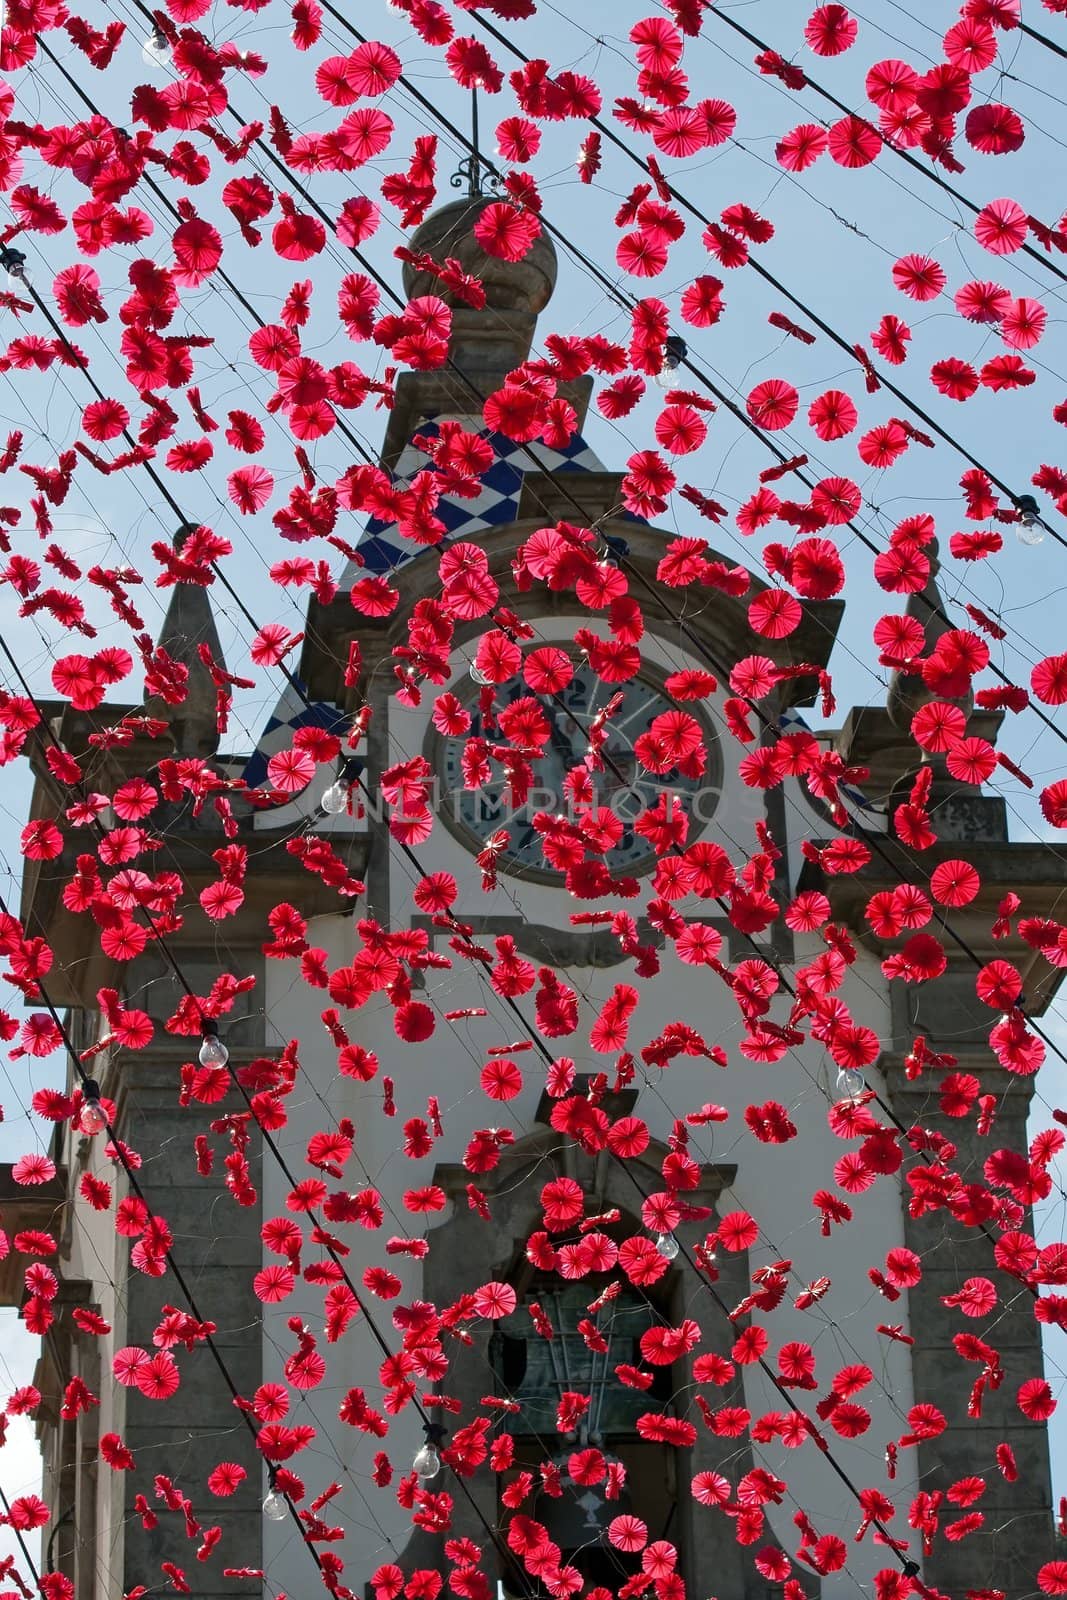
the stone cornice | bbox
[878,1051,1039,1112]
[300,518,843,709]
[20,817,365,1008]
[799,838,1067,1012]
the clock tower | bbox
[252,194,1057,1600]
[252,194,910,1600]
[14,191,1059,1600]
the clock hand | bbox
[514,823,539,856]
[545,705,580,772]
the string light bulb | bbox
[653,334,687,390]
[198,1029,229,1068]
[262,1487,287,1521]
[0,246,31,291]
[468,660,492,686]
[321,779,350,815]
[412,1440,440,1480]
[142,25,172,66]
[835,1066,865,1100]
[78,1080,108,1136]
[413,1422,446,1481]
[1015,494,1046,546]
[654,1232,680,1261]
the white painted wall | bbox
[263,626,916,1597]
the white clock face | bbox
[435,657,719,882]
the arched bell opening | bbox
[489,1219,684,1598]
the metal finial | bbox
[450,88,500,199]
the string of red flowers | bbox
[0,591,973,1594]
[109,0,1067,763]
[0,5,1065,1599]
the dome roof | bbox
[402,195,557,316]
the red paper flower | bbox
[966,102,1025,154]
[473,203,540,262]
[12,1153,57,1185]
[207,1462,247,1497]
[8,1494,49,1530]
[394,1001,435,1042]
[827,114,881,167]
[1032,653,1067,706]
[892,254,946,301]
[717,1210,759,1251]
[616,230,669,278]
[808,389,858,440]
[253,1266,295,1304]
[944,17,998,72]
[134,1351,180,1400]
[931,358,979,401]
[82,397,130,440]
[776,123,828,171]
[866,58,918,112]
[608,1515,648,1552]
[228,465,274,514]
[1001,296,1046,349]
[473,1281,516,1319]
[930,860,981,905]
[747,378,799,430]
[749,589,801,638]
[804,5,858,55]
[975,197,1028,254]
[655,404,707,455]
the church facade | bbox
[8,196,1062,1600]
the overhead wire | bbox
[112,0,1067,558]
[0,645,571,1599]
[668,0,1067,286]
[18,12,1067,1203]
[159,6,1067,747]
[15,22,1067,1200]
[0,569,925,1581]
[8,9,1067,1587]
[0,886,341,1590]
[25,23,1067,779]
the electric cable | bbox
[24,29,1067,773]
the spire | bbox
[149,523,226,759]
[374,189,562,476]
[448,87,498,200]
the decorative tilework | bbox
[242,679,347,790]
[246,417,622,785]
[341,417,614,584]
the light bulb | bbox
[142,26,172,67]
[198,1032,229,1068]
[321,779,349,815]
[412,1442,441,1481]
[654,1232,679,1261]
[79,1097,108,1136]
[1015,494,1045,544]
[1,248,30,291]
[653,335,687,390]
[468,661,492,686]
[835,1066,865,1100]
[1016,518,1046,547]
[262,1488,288,1521]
